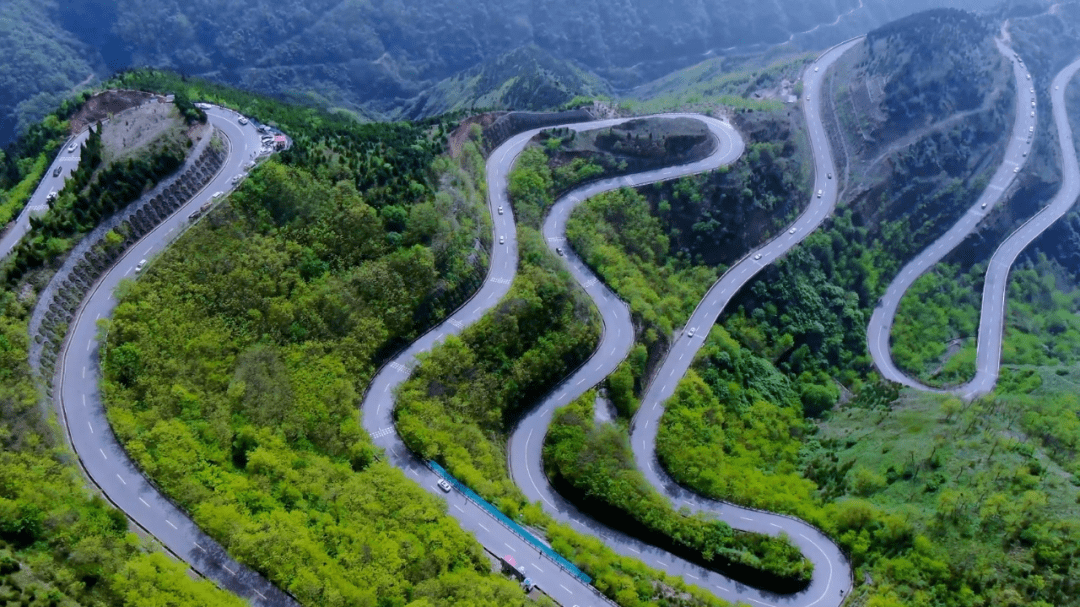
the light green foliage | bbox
[890,263,980,385]
[566,187,718,343]
[808,391,1080,606]
[507,147,553,228]
[657,329,818,516]
[0,153,45,226]
[0,122,241,607]
[99,92,529,604]
[545,393,813,586]
[893,255,1080,386]
[396,226,600,509]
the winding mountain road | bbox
[867,44,1080,400]
[53,107,297,606]
[367,42,857,607]
[0,130,90,259]
[46,33,1064,607]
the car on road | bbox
[1014,167,1020,173]
[46,191,57,203]
[498,205,504,215]
[53,166,62,178]
[556,247,564,256]
[789,227,797,234]
[213,191,223,199]
[238,117,249,125]
[499,235,505,244]
[1031,111,1036,117]
[688,327,695,337]
[135,259,147,273]
[1030,88,1035,93]
[814,67,819,72]
[816,189,823,198]
[981,202,987,209]
[437,479,452,492]
[827,172,832,179]
[754,253,762,260]
[67,142,77,153]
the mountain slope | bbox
[0,0,1035,147]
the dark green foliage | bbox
[396,226,600,503]
[545,394,813,588]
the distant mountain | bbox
[398,46,612,119]
[0,0,1040,146]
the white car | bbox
[238,117,249,125]
[499,235,505,244]
[814,67,819,72]
[67,142,77,153]
[135,259,147,273]
[688,327,696,337]
[437,479,452,492]
[754,253,762,260]
[498,205,504,215]
[816,189,823,198]
[789,227,797,234]
[213,191,223,199]
[1014,167,1020,173]
[981,202,987,209]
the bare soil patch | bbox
[99,103,195,164]
[69,90,158,134]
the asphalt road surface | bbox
[367,44,859,607]
[0,129,91,259]
[46,39,1067,607]
[621,40,859,607]
[866,42,1075,400]
[56,107,297,606]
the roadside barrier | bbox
[428,461,593,585]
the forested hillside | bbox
[0,87,251,607]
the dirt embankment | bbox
[69,90,161,134]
